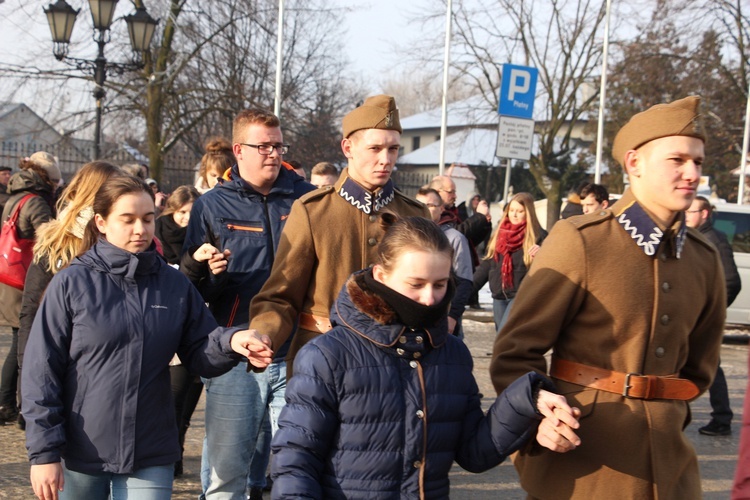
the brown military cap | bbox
[612,95,706,167]
[342,95,402,138]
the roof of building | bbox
[397,127,502,167]
[400,94,499,130]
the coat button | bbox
[396,348,405,356]
[368,237,377,246]
[415,336,423,344]
[399,336,407,344]
[369,215,377,222]
[662,282,671,292]
[409,361,418,368]
[416,410,424,419]
[655,347,666,357]
[413,352,421,359]
[413,460,422,468]
[660,314,670,325]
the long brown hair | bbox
[484,192,543,267]
[33,161,123,273]
[81,175,155,252]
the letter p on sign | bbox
[498,64,538,120]
[508,69,530,100]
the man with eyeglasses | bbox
[181,108,314,500]
[245,95,428,377]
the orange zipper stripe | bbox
[226,224,262,232]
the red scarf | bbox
[494,218,526,290]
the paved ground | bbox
[0,311,747,499]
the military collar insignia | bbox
[338,176,395,215]
[615,200,687,259]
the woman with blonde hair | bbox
[472,192,547,331]
[195,137,234,193]
[15,161,123,430]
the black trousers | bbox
[708,362,733,425]
[0,328,19,409]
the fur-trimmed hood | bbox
[330,270,449,350]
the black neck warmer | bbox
[361,269,455,329]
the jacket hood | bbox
[74,238,162,281]
[217,163,309,197]
[8,169,53,196]
[330,270,449,349]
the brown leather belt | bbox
[298,312,332,333]
[550,357,699,400]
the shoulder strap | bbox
[6,194,38,224]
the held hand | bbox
[536,409,582,453]
[30,463,64,500]
[528,244,541,259]
[535,390,579,428]
[230,329,274,369]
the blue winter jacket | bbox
[22,239,243,474]
[182,165,315,334]
[271,270,551,499]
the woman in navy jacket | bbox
[270,216,579,499]
[22,176,270,500]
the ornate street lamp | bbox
[43,0,159,160]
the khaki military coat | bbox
[490,190,726,500]
[249,169,428,374]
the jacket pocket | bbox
[555,380,599,419]
[219,218,264,238]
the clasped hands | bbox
[535,390,581,453]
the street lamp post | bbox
[43,0,158,160]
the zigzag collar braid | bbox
[614,200,687,259]
[338,176,395,215]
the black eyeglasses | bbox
[239,143,290,155]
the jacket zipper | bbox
[226,223,262,232]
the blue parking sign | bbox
[498,64,538,120]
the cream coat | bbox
[490,190,726,500]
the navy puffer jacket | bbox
[22,239,242,474]
[271,270,551,499]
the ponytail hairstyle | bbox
[33,161,123,273]
[376,214,453,273]
[161,185,201,218]
[81,175,155,253]
[484,192,543,267]
[199,137,235,188]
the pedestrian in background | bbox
[473,192,546,332]
[685,195,741,436]
[0,152,60,426]
[195,138,234,194]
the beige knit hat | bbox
[29,151,61,182]
[342,95,402,138]
[612,96,705,167]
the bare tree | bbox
[444,0,608,227]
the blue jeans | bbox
[59,464,173,500]
[493,298,514,333]
[203,360,286,500]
